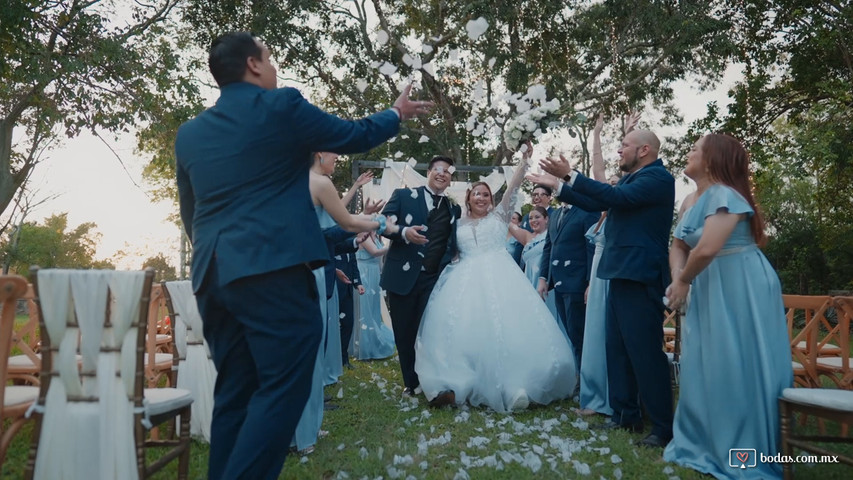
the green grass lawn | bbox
[3,357,851,479]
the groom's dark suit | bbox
[380,185,460,391]
[556,159,675,440]
[175,82,399,479]
[539,204,598,372]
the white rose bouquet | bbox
[501,84,561,151]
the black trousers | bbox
[387,270,440,390]
[605,278,673,438]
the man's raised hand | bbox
[393,83,434,120]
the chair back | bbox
[26,268,154,480]
[784,294,834,387]
[830,296,853,388]
[162,280,216,442]
[0,275,34,466]
[7,285,42,385]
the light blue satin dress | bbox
[663,185,793,479]
[521,231,565,340]
[319,207,343,386]
[579,218,612,415]
[292,205,332,450]
[352,239,395,360]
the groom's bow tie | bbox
[427,189,443,208]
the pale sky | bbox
[22,64,741,271]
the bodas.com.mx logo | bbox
[729,449,757,469]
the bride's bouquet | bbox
[502,84,561,151]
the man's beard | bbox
[619,151,640,172]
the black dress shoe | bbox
[324,403,340,411]
[402,387,416,398]
[428,390,456,408]
[600,420,644,433]
[637,433,671,448]
[323,395,332,403]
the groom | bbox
[380,156,460,401]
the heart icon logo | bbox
[736,452,749,463]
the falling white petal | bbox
[340,313,346,319]
[422,44,433,54]
[337,443,345,451]
[465,17,489,41]
[488,57,496,68]
[421,62,436,76]
[448,166,456,174]
[410,189,419,198]
[418,135,429,143]
[402,53,414,66]
[552,260,559,266]
[402,262,411,271]
[564,260,571,266]
[376,30,389,45]
[407,158,417,167]
[379,62,397,76]
[405,214,413,225]
[394,151,404,158]
[356,79,368,93]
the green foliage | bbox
[141,252,178,283]
[0,1,200,219]
[674,1,853,294]
[175,0,732,187]
[0,212,114,273]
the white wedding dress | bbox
[414,199,577,412]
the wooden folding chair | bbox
[779,388,853,479]
[24,268,192,480]
[6,286,42,386]
[824,296,853,390]
[664,308,682,400]
[784,295,834,388]
[144,284,174,388]
[0,275,37,466]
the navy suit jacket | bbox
[379,186,461,295]
[175,82,399,292]
[556,159,675,289]
[539,206,599,294]
[321,228,357,299]
[335,238,361,289]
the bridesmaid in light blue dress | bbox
[505,211,524,267]
[294,152,399,454]
[292,205,332,453]
[511,206,563,337]
[577,214,613,416]
[663,134,792,479]
[352,233,395,360]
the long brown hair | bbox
[465,181,493,215]
[701,134,767,246]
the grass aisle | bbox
[3,357,849,479]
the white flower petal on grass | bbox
[359,446,368,459]
[379,62,397,76]
[466,17,489,41]
[376,30,389,45]
[662,466,675,474]
[386,466,404,479]
[393,454,414,466]
[419,461,429,470]
[611,454,622,464]
[418,135,429,143]
[337,387,344,398]
[405,214,413,225]
[522,451,542,473]
[337,443,345,451]
[614,468,623,479]
[453,468,470,480]
[407,158,417,167]
[572,460,591,475]
[377,446,384,459]
[466,436,491,449]
[356,79,368,93]
[300,456,309,464]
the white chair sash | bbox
[165,280,216,442]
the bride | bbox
[414,145,577,412]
